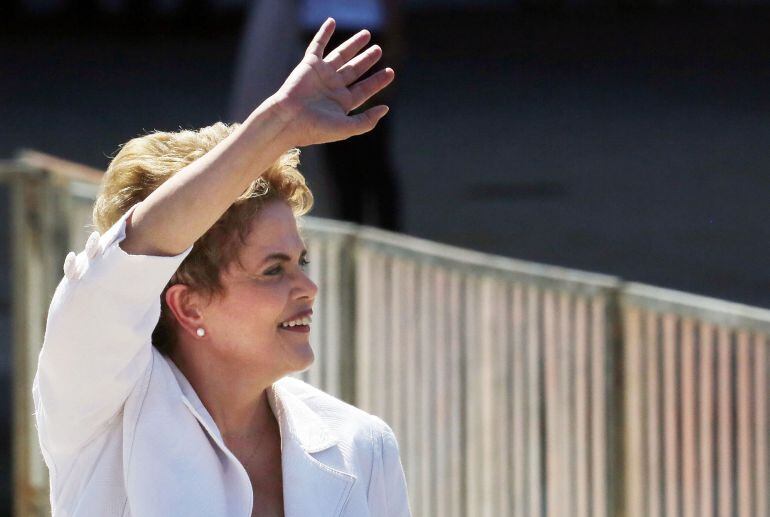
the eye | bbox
[265,265,283,276]
[264,256,310,276]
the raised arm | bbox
[33,18,394,461]
[122,18,394,257]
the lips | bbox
[278,309,313,333]
[285,309,312,322]
[279,324,310,334]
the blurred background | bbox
[1,0,769,515]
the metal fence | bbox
[3,153,769,516]
[622,284,770,517]
[323,226,625,517]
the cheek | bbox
[225,284,288,328]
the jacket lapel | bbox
[268,381,357,517]
[166,358,356,517]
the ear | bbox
[165,284,206,340]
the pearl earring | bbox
[196,328,206,337]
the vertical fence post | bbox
[603,289,625,517]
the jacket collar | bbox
[164,356,356,516]
[266,380,338,452]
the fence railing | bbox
[621,284,770,517]
[2,153,768,516]
[324,225,624,517]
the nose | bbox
[296,269,318,300]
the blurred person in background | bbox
[230,0,405,231]
[32,19,410,516]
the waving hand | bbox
[272,18,396,148]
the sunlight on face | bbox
[203,199,318,375]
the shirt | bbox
[32,202,411,516]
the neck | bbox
[169,347,280,439]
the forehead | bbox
[241,200,305,257]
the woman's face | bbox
[200,199,318,375]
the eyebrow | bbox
[259,249,308,266]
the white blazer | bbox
[32,203,412,516]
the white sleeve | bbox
[32,202,193,459]
[369,417,412,516]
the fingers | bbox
[349,67,395,111]
[305,18,335,58]
[338,45,383,86]
[348,105,390,136]
[324,29,371,70]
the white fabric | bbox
[298,0,385,30]
[32,202,411,516]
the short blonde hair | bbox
[93,122,313,356]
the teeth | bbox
[281,316,312,328]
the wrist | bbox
[231,96,299,184]
[254,93,301,149]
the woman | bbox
[32,18,410,517]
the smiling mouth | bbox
[278,317,311,331]
[279,313,312,329]
[278,324,310,333]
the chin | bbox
[287,342,315,373]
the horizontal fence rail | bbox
[2,155,769,516]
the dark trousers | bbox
[303,28,401,232]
